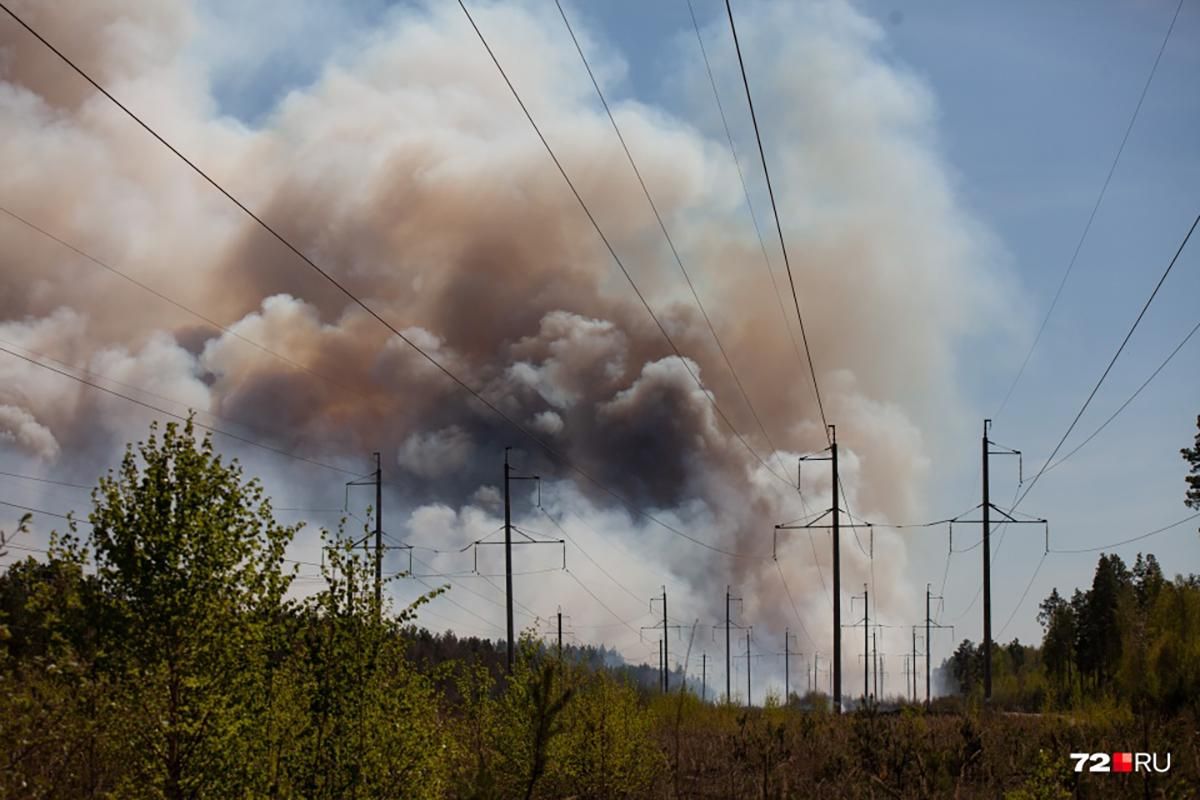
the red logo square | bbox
[1113,752,1133,773]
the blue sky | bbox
[189,0,1200,649]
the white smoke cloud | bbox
[0,404,59,460]
[0,0,1015,694]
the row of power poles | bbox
[767,421,1046,710]
[349,425,1046,703]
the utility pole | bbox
[982,419,991,701]
[831,427,841,711]
[927,584,935,706]
[779,629,802,703]
[911,626,919,702]
[864,587,869,699]
[345,454,408,618]
[861,643,888,700]
[976,421,1039,701]
[711,586,745,703]
[745,628,753,706]
[731,628,761,706]
[643,588,683,693]
[540,606,573,659]
[775,427,871,714]
[701,653,707,702]
[657,589,669,691]
[372,450,381,614]
[872,631,878,699]
[502,448,541,674]
[504,449,514,673]
[923,584,953,707]
[659,639,664,688]
[850,584,869,700]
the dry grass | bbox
[647,700,1198,799]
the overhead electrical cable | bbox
[684,0,809,399]
[556,0,793,485]
[0,345,358,477]
[1010,212,1198,515]
[722,0,870,565]
[774,559,817,650]
[996,553,1047,638]
[686,0,836,609]
[724,0,873,590]
[0,470,92,491]
[538,506,646,608]
[1043,317,1200,474]
[994,0,1186,417]
[970,209,1197,629]
[564,567,643,638]
[457,0,793,494]
[0,207,332,386]
[1049,511,1200,554]
[722,0,827,431]
[0,1,763,560]
[0,334,335,461]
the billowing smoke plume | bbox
[0,0,1008,695]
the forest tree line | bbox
[939,552,1200,716]
[936,415,1200,717]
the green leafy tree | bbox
[0,545,114,798]
[278,527,450,799]
[472,638,575,799]
[545,669,662,799]
[75,418,299,798]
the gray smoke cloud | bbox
[0,0,1012,693]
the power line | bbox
[0,1,762,561]
[407,571,506,634]
[774,559,816,650]
[1043,316,1200,474]
[458,0,792,493]
[995,0,1186,418]
[564,567,642,638]
[0,334,337,464]
[0,470,91,491]
[556,0,792,486]
[996,510,1200,638]
[0,498,87,523]
[0,344,358,477]
[724,0,873,580]
[996,552,1047,638]
[1,499,542,633]
[0,496,518,637]
[538,505,645,608]
[723,0,827,431]
[687,0,836,609]
[0,206,331,385]
[1049,511,1200,555]
[1012,212,1198,513]
[685,0,808,402]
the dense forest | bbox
[938,552,1200,718]
[1,416,1198,798]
